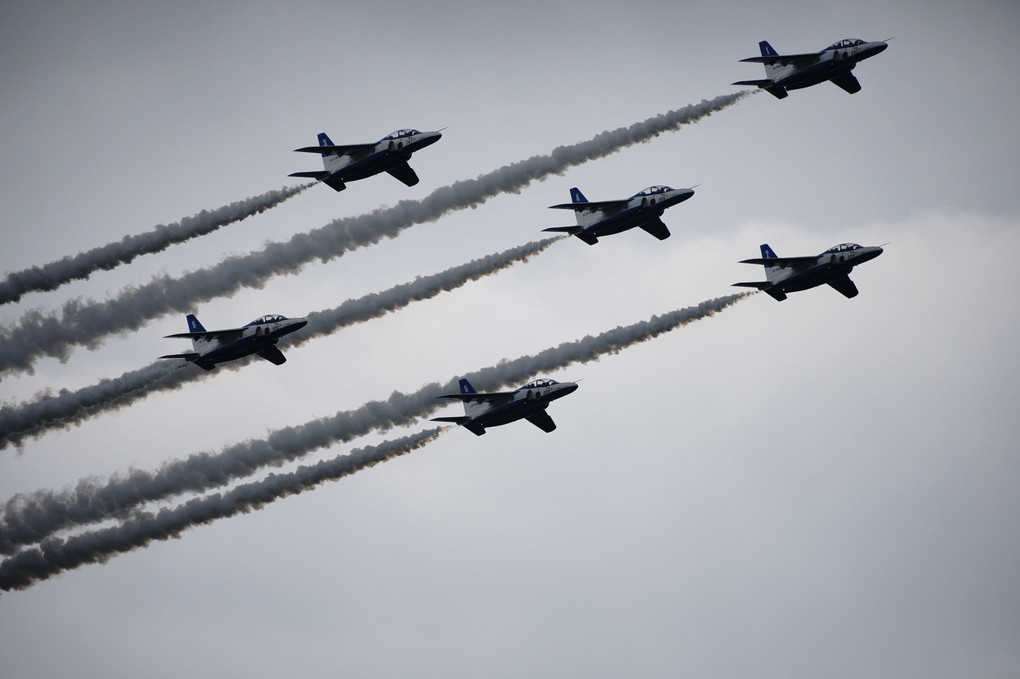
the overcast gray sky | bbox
[1,1,1018,677]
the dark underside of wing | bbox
[639,217,671,240]
[830,72,862,94]
[386,160,420,187]
[257,346,287,365]
[827,274,859,298]
[525,410,557,433]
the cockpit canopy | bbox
[249,314,288,325]
[824,243,862,254]
[384,129,420,139]
[826,38,865,50]
[634,185,673,197]
[522,379,558,389]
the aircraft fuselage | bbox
[585,189,694,238]
[330,132,442,181]
[776,41,888,91]
[470,381,578,429]
[771,246,883,292]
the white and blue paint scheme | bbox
[160,313,308,370]
[543,185,694,245]
[733,242,884,301]
[289,128,443,191]
[733,38,888,99]
[432,378,579,436]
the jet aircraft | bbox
[733,243,883,301]
[432,378,578,435]
[733,38,888,99]
[543,185,694,245]
[289,128,442,191]
[160,313,308,370]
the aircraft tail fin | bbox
[570,187,588,204]
[758,40,786,81]
[758,244,787,283]
[185,314,206,351]
[314,132,347,175]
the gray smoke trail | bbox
[0,428,444,592]
[0,92,750,376]
[0,238,558,449]
[0,184,310,306]
[0,292,750,554]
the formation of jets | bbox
[733,243,884,301]
[160,314,308,371]
[289,128,443,191]
[159,37,888,435]
[543,186,695,245]
[733,38,888,98]
[431,378,579,436]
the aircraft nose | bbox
[871,41,888,55]
[561,382,579,395]
[292,317,308,330]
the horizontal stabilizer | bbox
[288,171,330,180]
[732,281,772,290]
[159,352,200,361]
[431,416,486,436]
[732,79,775,87]
[158,353,216,370]
[542,226,583,235]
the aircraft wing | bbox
[293,143,376,156]
[256,346,287,365]
[739,256,817,268]
[830,73,862,94]
[549,199,629,212]
[740,52,820,66]
[438,391,516,401]
[525,410,557,433]
[164,328,244,342]
[827,274,859,298]
[638,216,671,241]
[385,160,420,187]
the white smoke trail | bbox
[0,184,310,306]
[0,238,559,449]
[0,292,750,555]
[0,428,444,592]
[0,93,750,376]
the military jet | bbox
[733,243,884,301]
[289,128,442,191]
[543,185,694,245]
[159,313,308,370]
[432,378,578,435]
[733,38,888,99]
